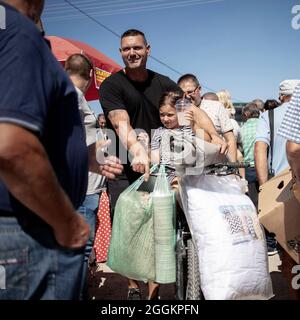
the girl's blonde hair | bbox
[216,89,235,116]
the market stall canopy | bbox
[46,36,122,101]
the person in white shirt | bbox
[177,74,236,161]
[65,53,122,299]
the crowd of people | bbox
[1,0,300,300]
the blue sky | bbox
[43,0,300,114]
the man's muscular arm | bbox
[108,109,150,180]
[254,141,269,185]
[0,123,89,249]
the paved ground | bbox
[88,263,176,300]
[267,251,300,300]
[88,251,300,300]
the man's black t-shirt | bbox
[100,70,179,135]
[99,69,179,182]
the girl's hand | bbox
[185,104,198,122]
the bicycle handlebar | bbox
[207,161,251,169]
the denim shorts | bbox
[0,215,85,300]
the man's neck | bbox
[69,75,89,94]
[280,96,291,105]
[123,67,148,82]
[4,0,43,23]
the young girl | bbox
[150,90,212,187]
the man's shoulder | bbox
[241,119,256,131]
[75,86,90,111]
[75,86,83,98]
[256,111,270,142]
[262,106,287,120]
[275,102,289,114]
[4,4,44,47]
[240,121,248,132]
[3,4,58,76]
[259,110,269,121]
[1,4,67,86]
[150,70,177,86]
[201,100,221,112]
[99,70,126,93]
[102,70,124,84]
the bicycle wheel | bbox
[185,239,202,300]
[175,237,186,300]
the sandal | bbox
[127,288,141,300]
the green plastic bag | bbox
[107,165,158,281]
[107,165,176,283]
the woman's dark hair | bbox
[159,90,184,108]
[264,99,279,111]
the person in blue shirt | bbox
[255,79,300,184]
[254,79,300,256]
[0,0,122,300]
[279,84,300,188]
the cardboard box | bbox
[258,168,300,264]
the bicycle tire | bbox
[185,239,202,300]
[175,237,186,300]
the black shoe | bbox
[266,240,278,256]
[127,288,141,300]
[266,233,278,256]
[267,244,278,256]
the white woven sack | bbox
[180,174,274,300]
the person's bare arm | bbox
[108,109,150,180]
[185,108,210,141]
[87,140,123,179]
[187,105,228,154]
[286,141,300,185]
[0,123,89,249]
[194,128,211,141]
[189,105,218,136]
[254,141,269,185]
[223,131,237,162]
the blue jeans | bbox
[77,193,100,299]
[79,193,100,263]
[0,215,84,300]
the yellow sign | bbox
[94,67,111,89]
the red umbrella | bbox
[46,36,122,101]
